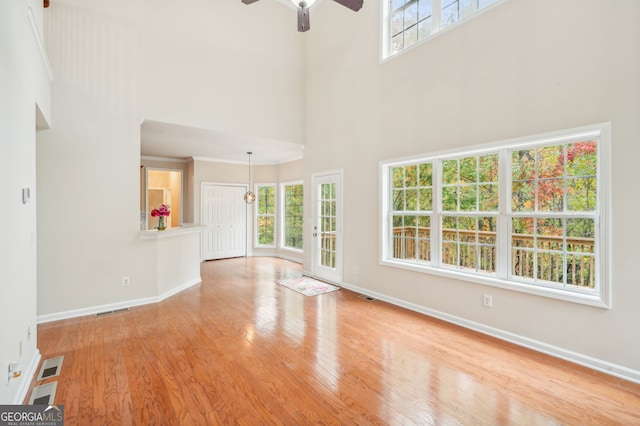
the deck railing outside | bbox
[392,227,595,287]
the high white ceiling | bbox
[140,120,304,164]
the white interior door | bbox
[201,183,246,261]
[312,171,343,284]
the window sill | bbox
[380,258,610,309]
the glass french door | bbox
[312,171,343,284]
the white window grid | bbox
[380,123,610,307]
[255,183,277,248]
[383,0,503,59]
[280,181,304,252]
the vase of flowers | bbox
[151,204,170,230]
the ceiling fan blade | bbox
[242,0,260,4]
[297,2,310,32]
[332,0,363,12]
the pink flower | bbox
[151,204,170,217]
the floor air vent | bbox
[37,356,64,380]
[358,294,376,301]
[28,382,58,405]
[95,307,129,317]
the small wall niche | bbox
[144,168,182,230]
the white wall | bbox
[304,0,640,376]
[155,231,201,296]
[33,0,640,387]
[0,0,51,404]
[38,1,155,316]
[141,0,305,145]
[37,0,305,317]
[278,158,303,183]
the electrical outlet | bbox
[27,326,31,341]
[355,266,360,274]
[122,277,130,287]
[483,294,492,308]
[8,362,22,382]
[18,340,22,358]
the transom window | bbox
[381,124,610,307]
[384,0,502,58]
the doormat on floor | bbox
[275,276,340,297]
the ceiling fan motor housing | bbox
[298,2,310,32]
[240,0,363,32]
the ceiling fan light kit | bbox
[241,0,363,32]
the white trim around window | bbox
[254,183,277,248]
[280,180,304,252]
[380,123,611,308]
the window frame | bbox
[380,123,611,308]
[280,180,304,252]
[381,0,506,61]
[254,183,277,248]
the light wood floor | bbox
[30,257,640,425]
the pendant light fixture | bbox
[244,151,256,204]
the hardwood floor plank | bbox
[28,257,640,425]
[101,317,121,424]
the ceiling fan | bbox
[241,0,363,32]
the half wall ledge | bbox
[140,223,204,240]
[141,224,203,297]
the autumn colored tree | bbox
[512,141,597,237]
[511,141,597,286]
[257,186,276,245]
[390,140,598,286]
[284,184,304,249]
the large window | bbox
[510,142,598,287]
[381,124,610,307]
[441,153,499,273]
[391,163,433,263]
[256,184,276,247]
[281,182,304,251]
[384,0,502,58]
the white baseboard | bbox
[37,277,201,324]
[157,277,202,302]
[277,255,303,264]
[340,281,640,385]
[249,252,303,264]
[13,349,41,404]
